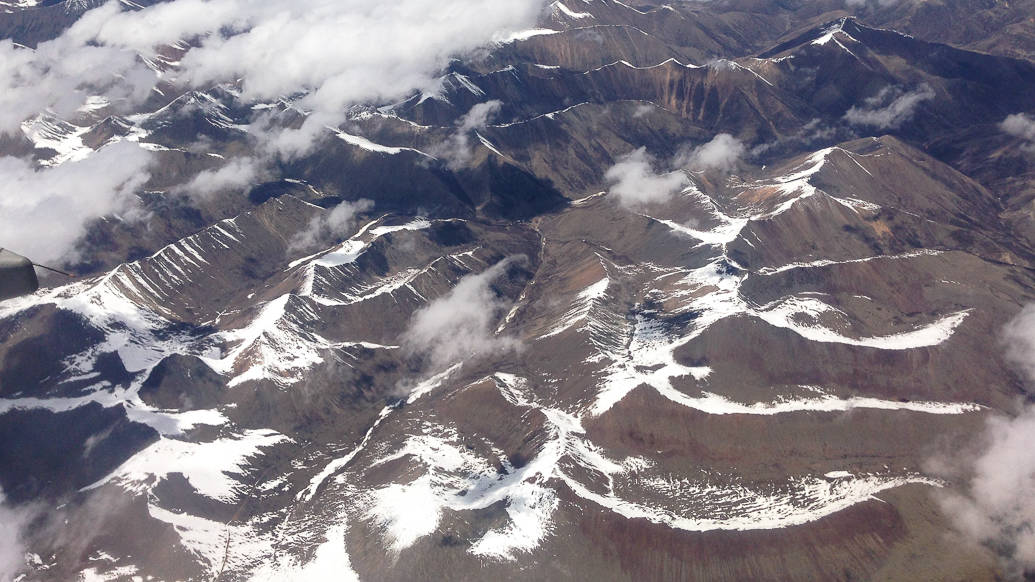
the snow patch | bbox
[248,523,360,582]
[649,387,980,416]
[335,130,405,154]
[85,429,287,501]
[500,28,561,42]
[541,278,610,338]
[757,297,970,350]
[568,470,937,532]
[552,1,593,19]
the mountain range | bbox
[2,0,1035,580]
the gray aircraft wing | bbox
[0,248,40,301]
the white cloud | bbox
[750,118,839,157]
[705,58,737,72]
[288,198,374,253]
[632,103,654,118]
[458,101,503,134]
[175,156,267,200]
[1001,113,1035,141]
[1001,113,1035,152]
[403,256,523,369]
[843,0,913,8]
[429,100,503,170]
[0,0,546,261]
[936,406,1035,576]
[675,133,746,173]
[22,0,545,157]
[0,29,155,135]
[843,83,935,129]
[929,305,1035,576]
[0,140,152,264]
[1004,305,1035,383]
[0,489,33,582]
[604,147,689,208]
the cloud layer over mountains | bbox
[0,141,152,263]
[0,0,546,263]
[2,0,544,136]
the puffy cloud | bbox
[429,100,503,170]
[288,198,374,253]
[1001,113,1035,152]
[403,256,523,369]
[843,83,935,129]
[1001,113,1035,141]
[675,133,746,173]
[604,147,689,208]
[0,140,152,264]
[928,305,1035,577]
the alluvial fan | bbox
[2,0,1035,580]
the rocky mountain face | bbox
[2,1,1035,581]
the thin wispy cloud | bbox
[843,83,934,129]
[429,100,503,170]
[844,0,906,7]
[288,198,374,253]
[750,118,840,158]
